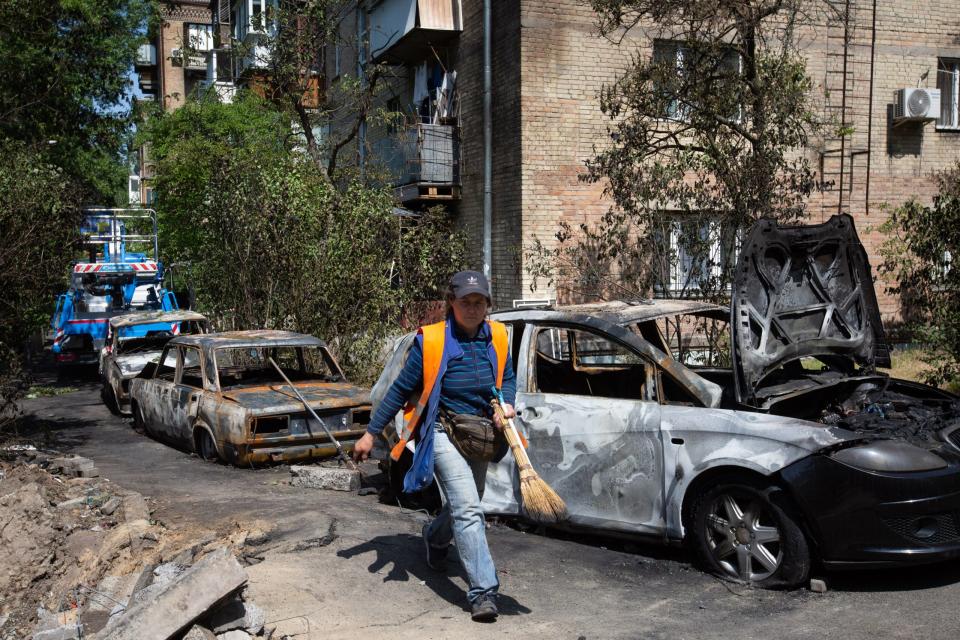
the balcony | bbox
[135,43,157,67]
[375,123,461,202]
[199,80,237,103]
[171,48,209,72]
[369,0,462,63]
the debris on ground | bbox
[0,450,277,640]
[289,463,360,492]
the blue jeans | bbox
[425,426,499,603]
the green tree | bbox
[528,0,826,302]
[0,143,83,431]
[139,94,464,382]
[0,0,152,201]
[223,0,395,180]
[880,164,960,387]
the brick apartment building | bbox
[136,1,960,319]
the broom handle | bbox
[490,392,532,469]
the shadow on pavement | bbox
[824,559,960,592]
[4,414,98,450]
[337,534,532,615]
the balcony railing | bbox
[374,123,460,202]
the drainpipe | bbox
[357,7,368,182]
[482,0,493,292]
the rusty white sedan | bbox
[130,331,371,465]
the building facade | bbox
[136,1,960,320]
[357,0,960,319]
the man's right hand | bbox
[352,432,376,463]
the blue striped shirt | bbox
[367,320,517,436]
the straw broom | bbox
[491,388,568,524]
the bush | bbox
[880,163,960,387]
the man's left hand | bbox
[494,403,516,431]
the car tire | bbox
[131,402,147,434]
[688,477,810,589]
[101,384,119,415]
[195,428,218,462]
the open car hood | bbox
[731,214,891,406]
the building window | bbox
[937,58,960,130]
[656,216,739,298]
[653,40,741,123]
[186,24,214,52]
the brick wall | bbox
[455,0,960,320]
[456,0,522,308]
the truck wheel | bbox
[688,477,810,589]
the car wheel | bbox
[101,384,119,415]
[689,478,810,588]
[195,428,218,462]
[131,403,147,434]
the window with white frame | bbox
[653,40,742,122]
[656,216,739,298]
[186,24,214,51]
[938,58,959,130]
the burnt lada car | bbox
[99,311,210,414]
[130,331,371,465]
[374,215,960,588]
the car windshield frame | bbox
[213,343,345,390]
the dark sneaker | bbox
[471,594,499,622]
[422,523,448,571]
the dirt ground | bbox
[5,376,960,639]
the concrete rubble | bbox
[0,450,278,640]
[289,464,360,492]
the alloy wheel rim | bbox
[704,491,783,582]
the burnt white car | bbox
[374,215,960,587]
[130,331,371,465]
[99,310,210,414]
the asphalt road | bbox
[17,374,960,640]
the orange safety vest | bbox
[389,319,510,461]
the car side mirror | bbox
[139,361,158,379]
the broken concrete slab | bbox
[100,496,121,515]
[122,493,150,523]
[215,630,251,640]
[183,625,217,640]
[208,598,265,635]
[289,465,360,492]
[50,456,95,473]
[94,548,247,640]
[87,573,138,613]
[32,625,84,640]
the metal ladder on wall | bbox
[819,0,875,219]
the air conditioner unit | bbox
[894,88,941,121]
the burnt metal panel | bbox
[732,214,891,406]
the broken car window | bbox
[179,346,203,389]
[533,326,650,401]
[651,314,731,368]
[215,345,341,389]
[156,348,178,381]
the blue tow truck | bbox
[50,208,183,366]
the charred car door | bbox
[164,345,205,445]
[514,323,665,535]
[140,346,180,433]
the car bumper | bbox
[223,431,365,466]
[779,452,960,567]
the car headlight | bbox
[289,418,308,435]
[830,440,947,472]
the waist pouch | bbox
[439,409,507,462]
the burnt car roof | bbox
[492,299,726,325]
[110,310,208,328]
[170,330,324,349]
